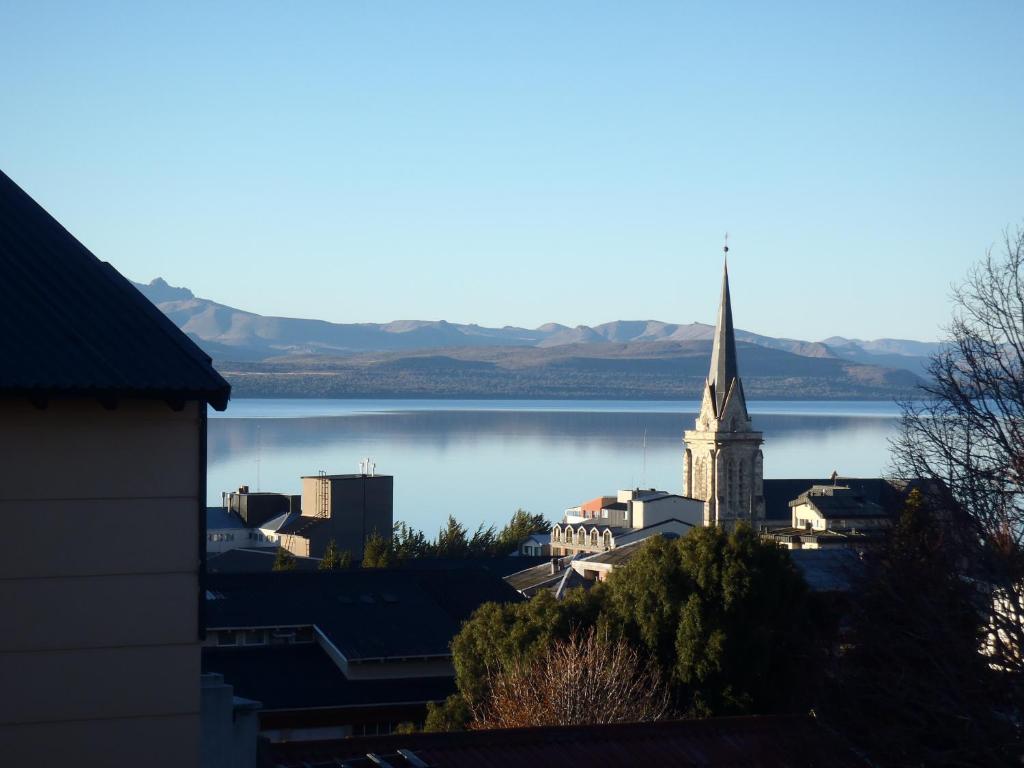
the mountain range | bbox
[133,278,939,400]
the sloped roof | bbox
[206,506,247,530]
[267,715,871,768]
[764,477,923,521]
[0,170,230,409]
[206,547,322,574]
[202,644,455,711]
[707,260,747,419]
[205,568,522,661]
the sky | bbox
[1,1,1022,342]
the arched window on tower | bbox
[727,458,736,510]
[738,460,747,514]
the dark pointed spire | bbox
[708,258,739,415]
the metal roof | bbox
[0,169,230,409]
[205,568,522,661]
[268,714,871,768]
[202,644,455,712]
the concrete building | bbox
[224,487,300,527]
[277,473,393,561]
[206,506,252,555]
[550,488,702,557]
[0,170,230,766]
[683,256,767,529]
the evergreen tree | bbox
[468,523,498,557]
[361,530,396,568]
[434,527,823,730]
[272,546,297,571]
[435,515,470,558]
[496,509,551,555]
[318,539,351,570]
[393,521,432,559]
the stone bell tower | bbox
[683,249,765,528]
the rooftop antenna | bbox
[723,232,730,257]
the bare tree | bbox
[470,627,669,730]
[892,226,1024,675]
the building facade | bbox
[0,170,230,767]
[683,259,766,528]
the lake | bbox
[208,399,902,533]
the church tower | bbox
[683,251,765,528]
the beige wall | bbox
[0,398,202,768]
[632,496,703,528]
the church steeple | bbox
[683,242,764,528]
[708,260,742,418]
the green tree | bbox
[435,515,470,558]
[828,489,1016,766]
[318,539,351,570]
[361,530,396,568]
[393,521,432,560]
[441,527,822,729]
[424,694,473,733]
[468,523,498,557]
[272,546,297,571]
[427,587,601,731]
[496,509,551,555]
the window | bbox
[217,630,238,646]
[552,526,561,543]
[577,529,586,545]
[603,531,612,549]
[244,629,265,646]
[564,527,573,545]
[590,529,598,547]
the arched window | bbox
[603,530,612,549]
[738,460,747,514]
[577,528,586,545]
[552,526,561,543]
[590,529,598,546]
[727,458,736,509]
[564,526,573,545]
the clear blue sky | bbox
[2,1,1021,341]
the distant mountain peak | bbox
[135,277,194,303]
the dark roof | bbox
[788,549,864,593]
[267,714,871,768]
[206,547,322,574]
[790,486,887,519]
[0,170,230,409]
[396,555,552,578]
[202,644,454,711]
[205,568,522,661]
[504,559,569,594]
[763,477,924,521]
[206,506,247,530]
[277,515,328,537]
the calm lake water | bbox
[208,399,902,533]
